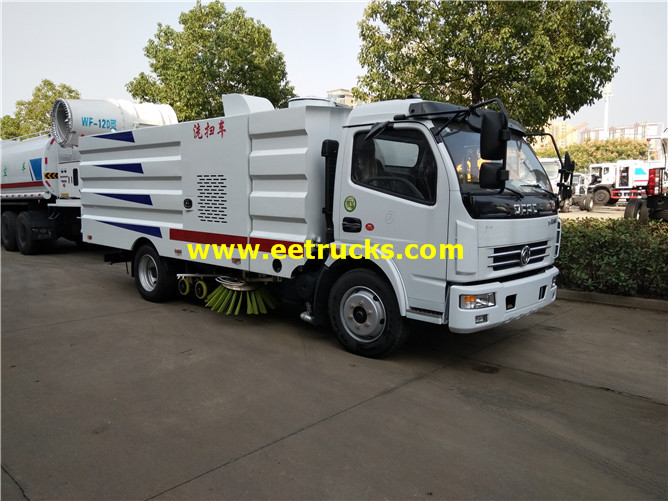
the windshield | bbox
[440,124,552,194]
[439,122,557,219]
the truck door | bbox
[335,125,449,314]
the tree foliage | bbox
[126,0,295,121]
[355,0,618,130]
[534,139,652,171]
[1,79,80,139]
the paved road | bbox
[2,243,666,500]
[559,203,625,220]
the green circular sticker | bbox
[344,195,357,212]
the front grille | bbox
[489,241,549,271]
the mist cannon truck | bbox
[1,99,177,253]
[77,94,566,357]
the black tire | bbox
[583,194,594,212]
[1,211,18,251]
[133,244,176,302]
[593,189,610,205]
[639,205,650,221]
[16,211,40,255]
[328,269,408,358]
[606,198,619,206]
[624,199,642,219]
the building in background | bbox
[326,88,363,107]
[538,120,589,150]
[582,122,665,160]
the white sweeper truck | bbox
[69,93,571,357]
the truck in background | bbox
[75,93,570,357]
[624,130,668,220]
[587,159,660,206]
[1,99,177,253]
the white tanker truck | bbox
[1,99,177,253]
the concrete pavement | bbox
[2,242,666,500]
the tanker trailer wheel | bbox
[328,269,409,358]
[133,244,176,302]
[16,211,39,255]
[1,211,18,251]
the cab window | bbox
[351,129,437,204]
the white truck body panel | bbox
[80,99,350,278]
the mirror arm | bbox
[525,131,563,169]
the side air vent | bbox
[196,174,227,223]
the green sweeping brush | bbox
[205,277,276,315]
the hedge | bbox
[556,218,668,299]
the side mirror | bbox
[479,162,509,190]
[480,110,509,161]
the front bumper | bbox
[447,267,558,333]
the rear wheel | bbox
[1,211,18,251]
[133,244,176,302]
[583,194,594,212]
[16,211,40,255]
[329,269,408,358]
[624,199,643,219]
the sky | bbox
[1,0,666,131]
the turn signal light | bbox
[460,293,496,310]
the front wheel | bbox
[328,269,408,358]
[133,244,176,302]
[593,189,610,205]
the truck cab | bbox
[325,99,560,354]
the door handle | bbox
[342,217,362,233]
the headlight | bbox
[460,293,496,310]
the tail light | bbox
[648,168,662,196]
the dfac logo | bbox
[514,203,538,215]
[519,245,532,266]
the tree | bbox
[534,139,652,171]
[355,0,618,131]
[1,80,80,139]
[126,1,295,121]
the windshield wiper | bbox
[504,185,525,198]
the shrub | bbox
[556,218,668,299]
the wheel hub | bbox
[138,255,158,292]
[340,287,386,343]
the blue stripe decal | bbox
[98,193,153,205]
[95,163,144,174]
[101,221,162,238]
[29,158,43,181]
[96,131,135,143]
[634,167,646,175]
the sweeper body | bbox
[78,94,564,357]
